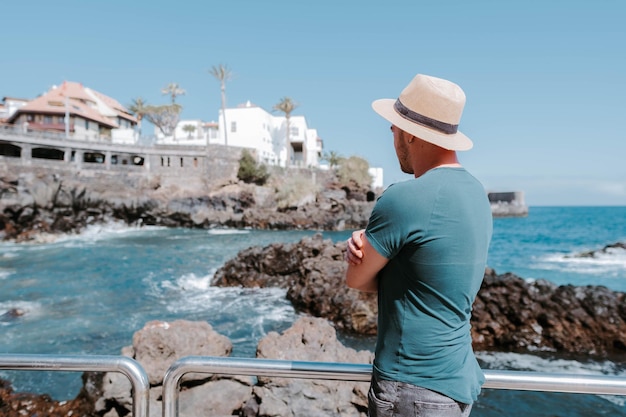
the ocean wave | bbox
[159,272,292,314]
[0,243,21,257]
[0,268,14,279]
[476,351,625,375]
[537,249,626,277]
[150,271,297,343]
[52,223,167,246]
[207,229,251,235]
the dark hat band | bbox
[394,99,458,135]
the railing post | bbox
[0,354,150,417]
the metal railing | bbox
[0,354,149,417]
[162,356,626,417]
[2,354,626,417]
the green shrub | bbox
[274,174,320,209]
[336,156,372,188]
[237,150,270,185]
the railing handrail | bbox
[2,353,626,417]
[0,353,149,417]
[162,355,626,417]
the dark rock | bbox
[0,378,95,417]
[567,242,626,258]
[0,308,25,322]
[214,236,626,358]
[213,233,378,334]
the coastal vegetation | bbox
[237,149,270,185]
[272,97,298,164]
[335,155,372,188]
[128,88,183,138]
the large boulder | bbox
[249,316,372,417]
[130,320,232,385]
[212,233,378,334]
[78,317,372,417]
[80,319,243,417]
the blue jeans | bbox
[368,373,472,417]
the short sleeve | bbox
[365,184,409,259]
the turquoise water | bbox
[1,206,626,415]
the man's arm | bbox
[345,230,389,293]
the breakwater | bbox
[488,191,528,217]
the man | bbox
[346,74,492,417]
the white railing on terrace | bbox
[0,123,156,146]
[2,354,626,417]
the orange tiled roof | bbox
[88,88,137,123]
[7,81,134,127]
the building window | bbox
[85,120,90,130]
[43,116,53,124]
[230,121,237,133]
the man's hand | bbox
[345,228,388,293]
[345,229,365,265]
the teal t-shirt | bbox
[365,167,492,404]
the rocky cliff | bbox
[0,166,375,242]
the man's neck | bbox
[412,149,460,178]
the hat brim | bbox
[372,99,473,151]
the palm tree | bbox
[209,64,233,146]
[182,124,196,139]
[128,97,148,139]
[323,150,343,169]
[161,83,186,104]
[273,97,298,167]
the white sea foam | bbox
[53,222,166,246]
[207,229,250,235]
[155,271,296,333]
[0,268,14,279]
[175,272,213,291]
[477,351,625,375]
[0,242,22,257]
[536,247,626,278]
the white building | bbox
[368,167,384,190]
[157,100,323,168]
[0,97,29,122]
[157,119,219,146]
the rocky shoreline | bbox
[3,230,626,417]
[2,169,626,415]
[0,167,375,243]
[212,234,626,358]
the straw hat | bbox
[372,74,473,151]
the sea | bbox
[1,206,626,416]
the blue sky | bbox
[2,0,625,206]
